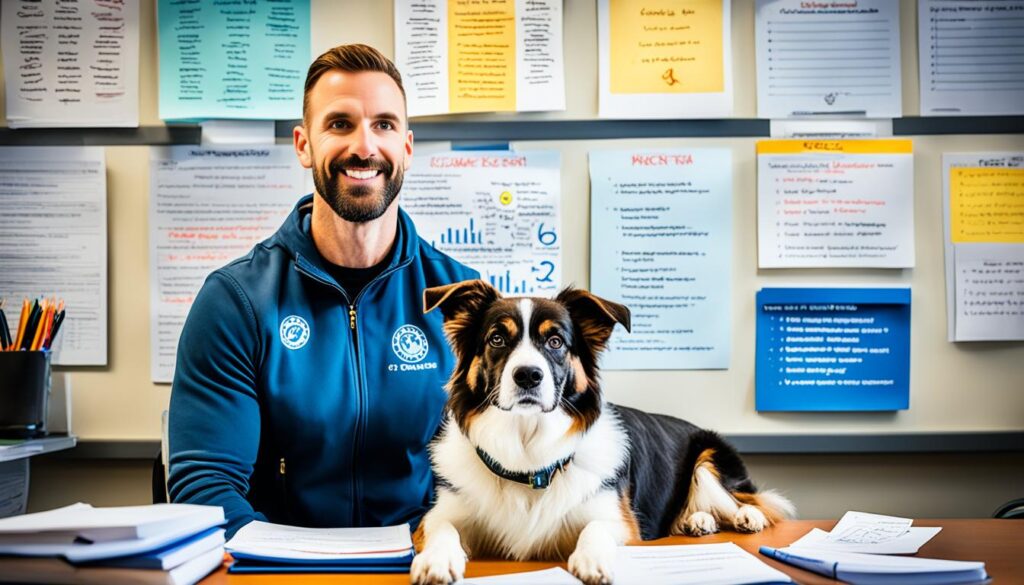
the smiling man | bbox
[168,44,478,537]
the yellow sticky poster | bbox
[950,168,1024,244]
[609,0,724,94]
[756,140,913,155]
[449,0,516,113]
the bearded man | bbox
[168,44,477,537]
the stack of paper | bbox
[760,547,988,585]
[224,521,414,573]
[791,511,941,555]
[0,503,225,585]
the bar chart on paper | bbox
[402,151,562,296]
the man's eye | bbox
[377,120,395,130]
[546,336,564,350]
[488,334,505,348]
[330,120,350,130]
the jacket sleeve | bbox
[167,271,266,538]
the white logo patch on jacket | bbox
[279,315,310,350]
[392,324,429,363]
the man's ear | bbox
[555,287,631,353]
[424,279,499,322]
[293,124,312,169]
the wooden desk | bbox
[200,519,1023,584]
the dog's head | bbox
[424,280,630,435]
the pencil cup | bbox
[0,351,51,439]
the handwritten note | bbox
[0,147,107,366]
[1,0,139,128]
[395,0,565,117]
[599,0,732,118]
[149,147,305,383]
[757,140,915,268]
[589,149,732,370]
[401,151,561,296]
[157,0,309,120]
[755,0,902,118]
[919,0,1024,116]
[950,168,1024,244]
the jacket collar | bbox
[275,193,420,283]
[475,446,573,490]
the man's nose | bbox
[513,366,544,390]
[349,123,377,160]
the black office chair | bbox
[152,448,168,504]
[993,498,1024,519]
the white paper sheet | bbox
[0,147,108,365]
[149,146,305,383]
[615,543,793,585]
[598,0,733,119]
[792,526,942,555]
[589,148,732,370]
[394,0,565,117]
[942,153,1024,341]
[757,140,915,268]
[756,0,901,119]
[226,521,412,560]
[401,150,561,296]
[2,0,139,128]
[827,511,912,544]
[463,567,581,584]
[919,0,1024,116]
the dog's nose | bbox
[513,366,544,389]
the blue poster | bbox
[589,149,732,370]
[158,0,310,120]
[756,288,911,411]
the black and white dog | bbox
[412,280,793,585]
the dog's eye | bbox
[488,334,506,348]
[546,336,564,350]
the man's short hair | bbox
[302,44,406,124]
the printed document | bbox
[787,511,941,555]
[919,0,1024,116]
[394,0,566,117]
[0,147,107,365]
[226,521,412,560]
[157,0,310,120]
[1,0,139,128]
[942,153,1024,341]
[463,567,581,584]
[149,146,305,382]
[757,140,915,268]
[615,543,793,585]
[598,0,733,118]
[589,149,731,370]
[401,151,562,296]
[755,0,901,118]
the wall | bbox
[5,0,1023,517]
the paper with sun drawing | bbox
[401,151,562,296]
[589,148,732,370]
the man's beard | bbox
[312,153,404,223]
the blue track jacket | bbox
[168,195,477,537]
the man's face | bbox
[294,70,413,223]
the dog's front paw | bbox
[733,504,768,533]
[568,548,614,585]
[683,511,719,536]
[410,544,467,585]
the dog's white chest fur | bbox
[429,408,628,560]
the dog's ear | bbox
[555,287,631,352]
[424,279,499,322]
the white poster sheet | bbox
[149,147,306,383]
[2,0,139,128]
[942,153,1024,342]
[394,0,565,117]
[598,0,733,119]
[755,0,902,119]
[589,148,732,370]
[919,0,1024,116]
[757,140,915,269]
[0,147,108,365]
[401,151,562,296]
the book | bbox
[760,546,988,585]
[0,545,225,585]
[225,521,414,573]
[84,527,225,571]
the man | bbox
[168,44,477,537]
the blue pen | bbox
[760,546,838,580]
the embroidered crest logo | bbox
[392,324,428,363]
[279,315,310,350]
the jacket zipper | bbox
[293,255,414,527]
[278,457,290,520]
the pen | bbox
[759,546,837,580]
